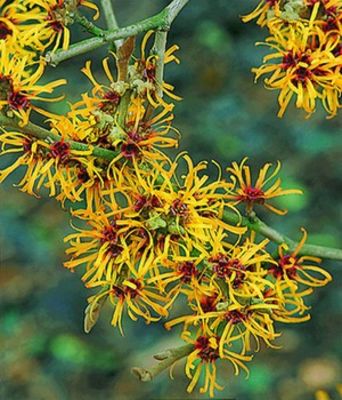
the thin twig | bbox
[164,0,190,27]
[131,344,193,382]
[222,211,342,260]
[0,114,118,161]
[45,0,189,66]
[73,11,106,37]
[100,0,123,50]
[152,31,168,98]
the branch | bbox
[1,114,341,261]
[0,114,118,161]
[152,31,168,98]
[101,0,123,50]
[222,210,342,261]
[45,0,189,66]
[101,0,120,30]
[164,0,190,26]
[73,11,106,37]
[131,344,193,382]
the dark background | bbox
[0,1,341,399]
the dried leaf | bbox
[83,295,107,333]
[116,36,136,81]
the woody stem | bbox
[100,0,123,50]
[222,210,342,260]
[73,11,105,37]
[46,0,189,66]
[152,31,168,98]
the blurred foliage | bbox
[1,1,341,399]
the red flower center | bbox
[332,43,342,57]
[77,167,90,183]
[134,194,162,212]
[323,16,339,32]
[210,254,246,287]
[47,16,64,32]
[107,243,123,258]
[49,140,70,162]
[121,142,140,159]
[46,4,65,33]
[200,295,218,312]
[101,222,118,244]
[142,61,156,82]
[194,336,220,363]
[170,199,188,217]
[99,90,121,111]
[178,261,199,283]
[124,279,142,299]
[238,186,265,203]
[8,90,30,110]
[0,21,13,39]
[225,310,247,324]
[269,254,299,279]
[23,138,33,153]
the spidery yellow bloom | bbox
[243,0,341,118]
[0,42,66,125]
[253,15,341,117]
[0,0,40,58]
[242,0,281,27]
[183,331,251,398]
[270,228,333,287]
[23,0,99,52]
[0,130,93,197]
[226,157,302,215]
[133,30,182,108]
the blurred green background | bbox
[1,1,341,399]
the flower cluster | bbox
[243,0,341,117]
[0,0,100,126]
[163,227,331,396]
[0,1,335,398]
[0,0,99,57]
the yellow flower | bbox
[81,56,124,114]
[226,157,302,215]
[125,155,245,256]
[50,112,100,143]
[84,264,169,335]
[208,238,275,306]
[166,301,280,353]
[48,114,113,209]
[0,131,38,186]
[134,30,182,108]
[315,385,342,400]
[242,0,281,27]
[263,283,313,323]
[253,21,341,118]
[0,130,93,198]
[307,0,342,39]
[148,256,214,303]
[23,0,100,52]
[0,1,38,58]
[104,99,179,164]
[109,275,168,335]
[183,331,251,398]
[79,58,179,162]
[64,209,130,284]
[0,43,66,125]
[270,228,333,287]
